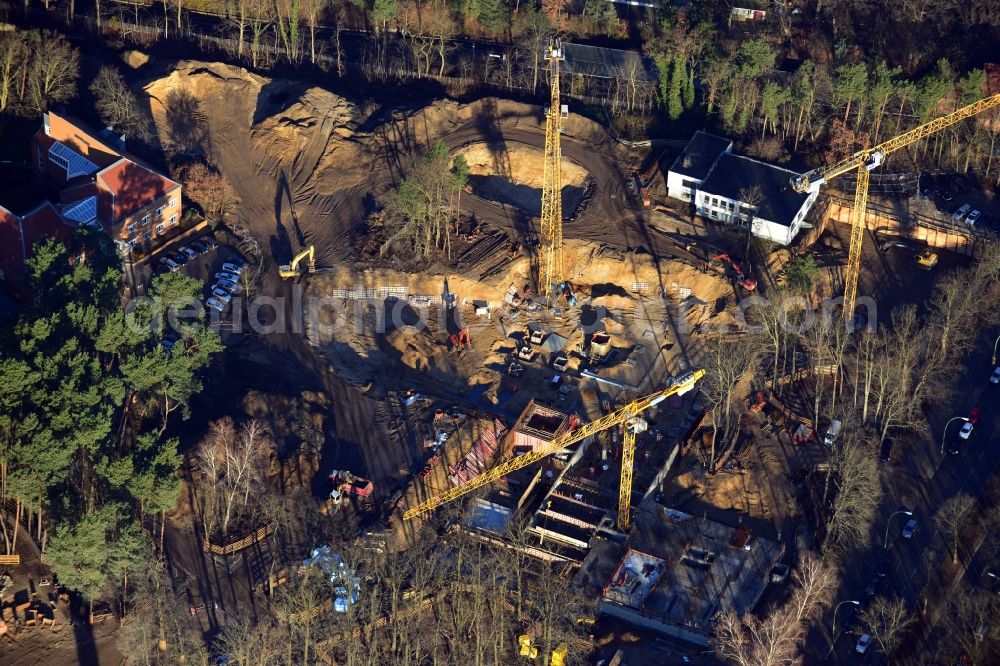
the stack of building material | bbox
[448,419,508,487]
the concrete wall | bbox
[825,201,978,257]
[598,601,712,646]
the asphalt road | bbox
[820,335,1000,664]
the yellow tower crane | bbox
[791,93,1000,318]
[403,369,705,531]
[538,39,566,301]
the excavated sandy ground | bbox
[143,61,616,269]
[457,142,589,188]
[306,238,735,397]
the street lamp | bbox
[941,416,970,454]
[828,599,862,656]
[884,509,913,549]
[993,333,1000,365]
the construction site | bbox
[3,24,1000,665]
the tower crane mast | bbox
[403,370,705,531]
[538,39,565,301]
[791,93,1000,318]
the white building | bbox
[666,132,818,246]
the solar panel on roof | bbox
[49,141,99,180]
[62,196,98,225]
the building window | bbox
[142,214,151,225]
[142,231,151,242]
[127,222,137,235]
[169,198,177,208]
[703,194,710,204]
[169,215,177,225]
[155,223,165,234]
[156,206,164,217]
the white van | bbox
[823,420,842,446]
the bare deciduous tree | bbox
[823,435,881,553]
[27,31,79,114]
[859,594,914,657]
[788,552,836,623]
[194,418,270,538]
[933,492,976,564]
[90,65,151,141]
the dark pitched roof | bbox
[669,131,732,181]
[561,43,654,81]
[698,153,810,227]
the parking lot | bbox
[131,230,248,319]
[916,171,999,231]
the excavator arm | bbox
[279,245,316,279]
[403,369,705,521]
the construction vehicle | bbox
[790,93,1000,319]
[711,253,757,291]
[403,369,705,531]
[538,39,565,301]
[518,635,568,664]
[322,471,373,513]
[449,327,471,350]
[278,245,316,278]
[916,249,939,270]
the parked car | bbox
[222,262,243,274]
[206,297,227,312]
[189,240,209,254]
[179,246,197,260]
[211,287,232,303]
[215,279,241,295]
[968,407,981,426]
[959,422,974,440]
[159,257,179,272]
[952,175,971,192]
[215,271,240,282]
[172,253,190,267]
[948,438,962,456]
[877,557,891,578]
[855,633,872,655]
[952,203,972,221]
[902,518,917,538]
[991,366,1000,384]
[202,236,220,250]
[965,210,981,226]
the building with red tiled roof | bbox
[0,201,72,285]
[28,111,183,253]
[95,158,182,247]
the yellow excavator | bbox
[404,369,705,531]
[279,245,315,279]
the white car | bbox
[952,203,971,221]
[206,297,227,312]
[965,209,981,226]
[855,634,871,655]
[211,287,232,303]
[159,257,180,272]
[991,366,1000,385]
[222,262,243,274]
[959,422,974,440]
